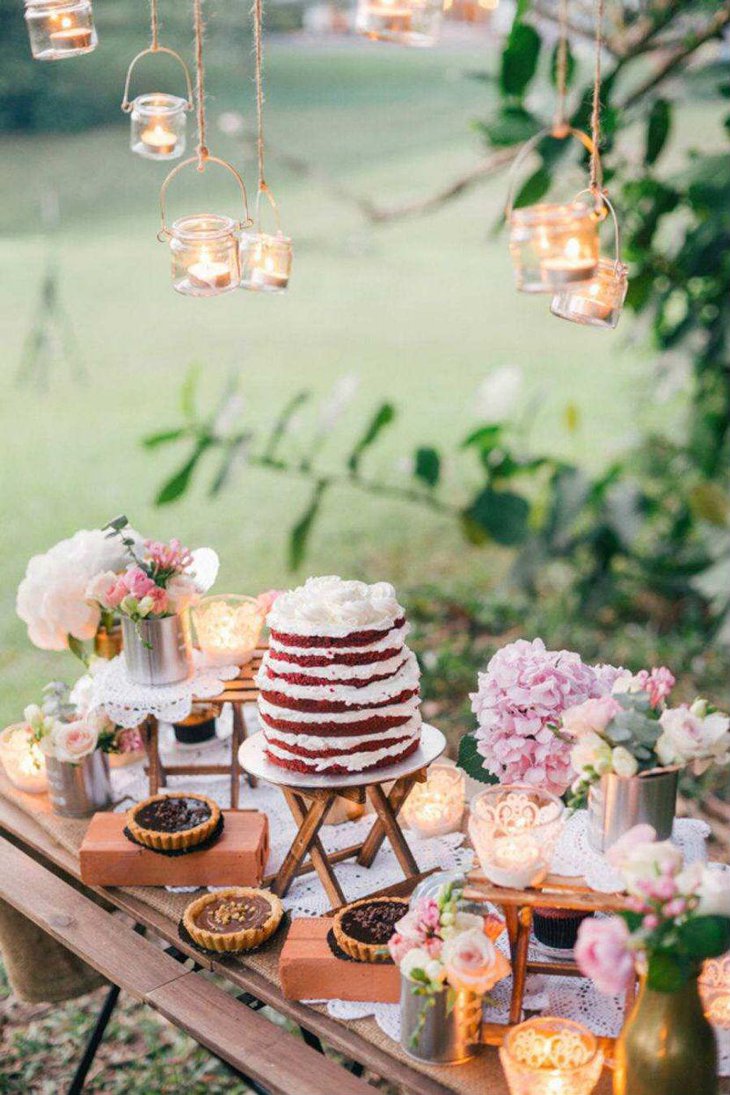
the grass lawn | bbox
[0,29,719,724]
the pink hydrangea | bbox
[470,639,614,796]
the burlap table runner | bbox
[0,772,618,1095]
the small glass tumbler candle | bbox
[130,94,187,161]
[500,1017,603,1095]
[551,257,628,329]
[469,784,564,889]
[509,202,599,293]
[0,724,48,794]
[401,762,465,837]
[701,955,730,1051]
[25,0,97,60]
[240,232,293,293]
[191,595,266,667]
[170,214,240,297]
[355,0,442,47]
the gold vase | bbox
[94,623,123,660]
[614,973,718,1095]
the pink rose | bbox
[442,929,497,994]
[574,917,634,996]
[85,571,123,611]
[392,909,425,944]
[141,586,169,617]
[388,932,416,965]
[123,567,156,599]
[562,696,621,738]
[50,719,99,764]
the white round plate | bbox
[238,723,446,789]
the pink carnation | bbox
[574,917,634,996]
[123,567,157,599]
[144,538,193,574]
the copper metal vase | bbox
[94,623,123,660]
[614,974,718,1095]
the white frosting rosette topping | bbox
[267,576,404,637]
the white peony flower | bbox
[16,528,139,651]
[49,719,99,764]
[612,746,639,778]
[656,705,730,769]
[571,731,612,776]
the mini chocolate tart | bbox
[333,896,409,963]
[126,793,221,852]
[183,888,283,953]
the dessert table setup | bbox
[4,525,730,1095]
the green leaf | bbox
[513,166,552,211]
[180,363,202,421]
[500,22,541,98]
[457,733,499,785]
[348,403,396,474]
[289,481,327,570]
[209,434,251,496]
[645,98,672,167]
[155,440,210,506]
[67,635,90,667]
[463,487,530,546]
[462,425,502,451]
[142,428,187,449]
[646,952,688,993]
[480,105,540,149]
[414,447,441,488]
[263,390,310,461]
[689,483,729,527]
[679,916,730,960]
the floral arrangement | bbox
[575,825,730,993]
[25,675,142,765]
[463,638,622,796]
[561,668,730,809]
[388,882,508,1046]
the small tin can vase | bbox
[588,768,679,853]
[400,976,482,1064]
[46,752,111,818]
[94,622,123,660]
[122,614,193,686]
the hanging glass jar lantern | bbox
[355,0,442,47]
[240,188,292,293]
[159,155,252,297]
[25,0,97,61]
[551,195,628,329]
[121,47,193,161]
[505,127,601,293]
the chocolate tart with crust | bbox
[126,793,221,852]
[333,896,408,963]
[183,888,283,953]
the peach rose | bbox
[442,929,496,994]
[51,720,99,764]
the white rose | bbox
[657,705,730,768]
[50,720,99,764]
[695,866,730,918]
[399,947,432,982]
[425,959,446,983]
[619,839,683,895]
[571,731,612,776]
[612,746,639,778]
[441,911,484,941]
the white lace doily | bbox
[90,652,240,728]
[551,811,710,891]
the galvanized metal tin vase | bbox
[122,613,192,686]
[46,752,112,818]
[588,768,678,853]
[400,976,482,1064]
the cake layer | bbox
[266,651,407,681]
[270,620,406,648]
[258,693,420,727]
[264,731,414,760]
[265,736,420,775]
[256,651,419,709]
[262,715,422,753]
[259,687,419,715]
[268,624,409,664]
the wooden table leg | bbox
[232,701,257,792]
[272,791,340,902]
[356,772,423,868]
[284,790,345,908]
[364,783,419,879]
[142,717,166,795]
[509,906,532,1025]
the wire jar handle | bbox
[121,46,194,113]
[574,187,622,269]
[157,155,253,240]
[253,183,285,236]
[504,125,604,222]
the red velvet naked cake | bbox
[257,576,422,775]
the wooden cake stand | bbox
[238,724,446,908]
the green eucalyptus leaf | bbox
[457,733,499,785]
[414,447,441,488]
[348,403,396,474]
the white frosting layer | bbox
[269,624,410,659]
[263,714,422,753]
[257,650,420,706]
[258,694,420,725]
[266,734,418,772]
[264,651,407,682]
[267,575,404,637]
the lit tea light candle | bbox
[364,0,413,29]
[551,257,628,330]
[541,238,596,285]
[251,258,289,291]
[0,723,48,794]
[188,250,233,291]
[49,15,92,48]
[401,762,465,837]
[192,595,266,667]
[469,785,564,890]
[500,1017,603,1095]
[140,123,178,156]
[241,231,293,293]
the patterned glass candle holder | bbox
[0,724,48,794]
[500,1017,603,1095]
[130,94,188,160]
[240,231,292,293]
[170,214,240,297]
[551,257,628,328]
[355,0,442,47]
[700,955,730,1051]
[401,762,465,837]
[25,0,97,60]
[192,595,266,667]
[469,784,564,889]
[509,202,599,293]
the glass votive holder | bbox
[191,595,266,667]
[355,0,442,47]
[130,94,187,161]
[500,1017,603,1095]
[468,784,565,889]
[169,214,240,297]
[240,232,293,293]
[0,723,48,794]
[551,257,628,329]
[25,0,96,60]
[401,762,465,837]
[509,202,599,293]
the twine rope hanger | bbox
[553,0,569,134]
[193,0,208,168]
[150,0,159,50]
[253,0,266,193]
[589,0,607,204]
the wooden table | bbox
[0,784,617,1095]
